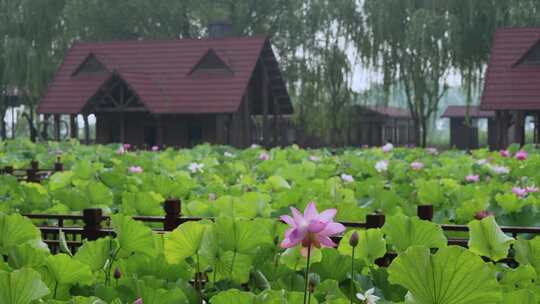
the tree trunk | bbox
[0,110,6,140]
[412,118,421,147]
[22,109,37,142]
[421,119,428,148]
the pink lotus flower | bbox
[465,174,480,183]
[309,155,321,162]
[259,152,270,161]
[474,210,493,220]
[128,166,143,174]
[280,202,345,256]
[151,145,159,151]
[133,299,143,304]
[512,186,528,198]
[382,143,394,153]
[500,149,510,157]
[426,148,438,155]
[526,186,539,193]
[515,150,528,160]
[341,173,354,183]
[123,143,131,150]
[116,146,126,155]
[410,161,424,171]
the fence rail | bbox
[1,160,63,182]
[21,201,540,267]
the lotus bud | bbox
[114,267,121,279]
[349,231,359,248]
[308,273,320,293]
[474,210,493,220]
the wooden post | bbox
[366,213,385,229]
[70,114,78,139]
[261,62,270,147]
[26,168,37,183]
[243,91,251,147]
[84,115,90,145]
[156,115,164,146]
[4,166,13,175]
[417,205,434,221]
[82,208,103,241]
[30,160,39,171]
[163,199,181,231]
[514,111,525,146]
[54,114,61,141]
[54,157,64,172]
[119,112,126,144]
[42,114,50,140]
[273,98,280,146]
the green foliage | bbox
[388,246,502,304]
[467,216,514,261]
[0,268,49,304]
[0,213,42,255]
[382,214,446,253]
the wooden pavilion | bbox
[481,27,540,149]
[37,28,292,148]
[351,106,415,146]
[441,106,495,150]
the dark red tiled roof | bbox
[38,36,291,114]
[481,27,540,110]
[441,106,495,118]
[366,106,411,118]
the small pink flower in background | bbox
[151,145,159,152]
[382,143,394,153]
[123,143,131,150]
[465,174,480,183]
[512,186,528,198]
[426,147,438,155]
[280,202,345,256]
[410,161,424,171]
[128,166,143,174]
[526,186,539,193]
[341,173,354,183]
[133,299,143,304]
[188,162,204,173]
[116,146,126,155]
[474,210,493,220]
[361,144,369,149]
[515,150,528,160]
[259,152,270,161]
[375,160,388,173]
[500,149,510,157]
[489,164,509,175]
[309,155,321,162]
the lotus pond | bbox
[1,140,540,303]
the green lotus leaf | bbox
[310,249,350,282]
[382,214,446,253]
[139,286,189,304]
[48,171,73,191]
[85,181,113,206]
[500,289,537,304]
[500,265,536,289]
[280,246,322,271]
[256,289,318,303]
[514,236,540,274]
[44,254,94,286]
[338,229,386,265]
[210,289,256,304]
[266,176,291,190]
[467,216,514,261]
[164,221,207,264]
[75,238,116,272]
[0,268,49,304]
[111,214,156,257]
[7,242,50,269]
[213,216,271,254]
[0,213,42,255]
[388,246,501,304]
[495,193,523,213]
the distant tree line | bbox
[2,0,540,146]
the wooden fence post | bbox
[26,168,37,183]
[366,213,385,229]
[163,199,181,231]
[54,157,64,172]
[417,205,434,221]
[31,160,39,171]
[83,208,103,241]
[4,166,13,175]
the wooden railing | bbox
[1,160,64,183]
[23,201,540,267]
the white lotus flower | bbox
[309,155,321,162]
[382,143,394,153]
[476,159,487,166]
[374,160,388,173]
[188,162,204,173]
[224,151,234,158]
[489,164,509,175]
[356,288,380,304]
[341,173,354,183]
[259,152,270,161]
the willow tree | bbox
[1,0,65,141]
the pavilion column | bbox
[70,114,78,139]
[261,61,270,147]
[156,115,164,146]
[273,98,280,146]
[119,112,126,144]
[536,112,540,145]
[83,114,90,145]
[242,90,251,147]
[496,111,509,149]
[42,114,50,140]
[54,114,61,141]
[513,111,526,146]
